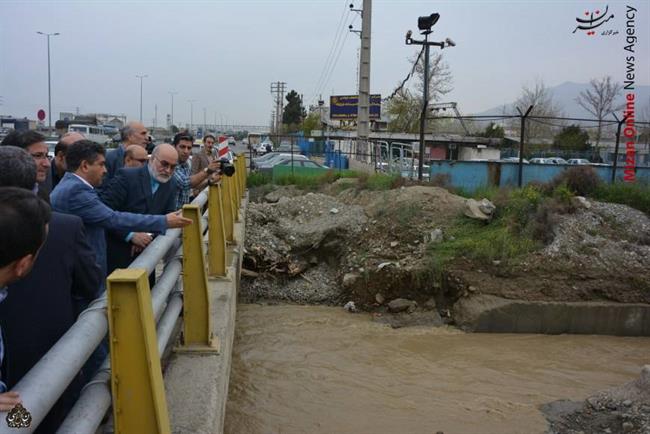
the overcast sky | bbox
[1,0,648,128]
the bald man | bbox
[50,132,86,191]
[104,121,148,180]
[99,143,180,275]
[123,144,149,168]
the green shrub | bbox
[359,173,401,191]
[549,166,602,196]
[591,182,650,215]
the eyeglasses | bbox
[30,152,49,160]
[155,156,177,171]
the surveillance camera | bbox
[406,30,412,39]
[349,3,354,8]
[349,24,353,30]
[445,37,456,47]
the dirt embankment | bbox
[243,181,650,312]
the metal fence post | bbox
[179,205,219,352]
[207,184,227,277]
[238,155,246,197]
[107,268,171,434]
[232,157,242,216]
[228,170,240,223]
[221,176,235,242]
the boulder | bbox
[387,298,417,313]
[464,199,491,221]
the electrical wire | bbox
[309,1,351,105]
[316,15,356,101]
[383,46,425,102]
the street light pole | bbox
[136,74,148,122]
[37,31,60,133]
[188,99,196,133]
[169,91,178,128]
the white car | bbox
[567,158,591,165]
[530,158,550,164]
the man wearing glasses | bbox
[172,132,220,209]
[123,144,149,168]
[100,143,180,275]
[0,130,52,202]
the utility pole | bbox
[351,1,372,162]
[36,31,60,133]
[136,74,147,122]
[270,81,286,135]
[169,91,178,128]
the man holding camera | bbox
[190,134,217,196]
[172,132,220,208]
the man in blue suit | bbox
[0,146,100,433]
[100,143,179,275]
[50,140,191,282]
[104,121,148,181]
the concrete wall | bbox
[430,160,650,192]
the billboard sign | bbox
[330,94,381,120]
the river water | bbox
[225,304,650,434]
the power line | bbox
[317,24,353,101]
[309,1,351,105]
[383,46,425,102]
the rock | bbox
[622,400,632,407]
[429,228,444,243]
[424,298,437,310]
[343,301,357,313]
[622,422,634,432]
[309,255,319,265]
[478,198,496,215]
[342,273,359,288]
[375,293,385,304]
[390,241,399,247]
[388,298,417,313]
[464,199,491,221]
[468,285,478,293]
[571,196,592,209]
[330,208,339,214]
[587,397,600,410]
[377,262,394,270]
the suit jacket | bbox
[50,172,168,280]
[99,166,177,274]
[0,212,100,433]
[104,144,125,181]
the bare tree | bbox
[575,76,624,150]
[386,51,453,133]
[513,79,563,144]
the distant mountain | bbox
[474,81,650,120]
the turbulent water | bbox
[225,304,650,434]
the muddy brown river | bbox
[225,304,650,434]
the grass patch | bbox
[425,218,541,273]
[591,182,650,215]
[358,173,402,190]
[247,171,272,187]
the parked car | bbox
[500,157,529,164]
[45,136,59,159]
[567,158,591,165]
[256,154,309,171]
[275,159,328,169]
[529,158,550,164]
[228,136,236,146]
[546,157,568,165]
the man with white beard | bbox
[99,143,181,275]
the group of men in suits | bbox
[0,124,204,431]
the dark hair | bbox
[173,131,194,145]
[0,187,51,268]
[0,146,37,190]
[203,134,215,142]
[54,142,67,157]
[66,140,105,172]
[0,130,46,150]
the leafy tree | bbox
[553,124,590,151]
[386,51,453,133]
[282,90,305,131]
[575,76,624,149]
[302,112,321,136]
[482,122,504,138]
[170,125,179,134]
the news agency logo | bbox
[572,5,618,36]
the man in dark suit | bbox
[104,121,148,181]
[0,146,100,433]
[0,130,52,202]
[100,143,179,275]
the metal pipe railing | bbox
[0,190,210,434]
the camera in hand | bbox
[217,158,235,177]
